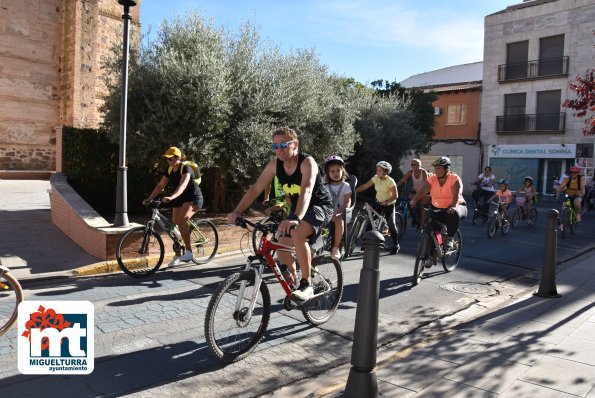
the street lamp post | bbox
[113,0,137,227]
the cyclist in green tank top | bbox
[228,127,333,301]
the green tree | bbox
[101,13,363,210]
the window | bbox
[536,90,561,130]
[446,104,467,125]
[539,35,564,76]
[506,40,529,80]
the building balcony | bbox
[498,56,569,82]
[496,113,566,134]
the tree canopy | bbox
[100,12,434,210]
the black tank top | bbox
[276,153,332,213]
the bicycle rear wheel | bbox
[116,226,164,277]
[528,208,537,227]
[301,255,343,325]
[442,229,462,272]
[188,219,218,264]
[204,271,271,363]
[560,208,568,239]
[0,270,24,336]
[412,232,431,286]
[395,211,405,242]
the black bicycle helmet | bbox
[432,156,451,167]
[376,161,392,173]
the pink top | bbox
[495,189,512,205]
[427,173,464,208]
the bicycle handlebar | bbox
[235,217,280,234]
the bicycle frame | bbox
[236,220,332,319]
[419,208,447,257]
[362,202,387,231]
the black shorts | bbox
[302,204,333,244]
[171,185,204,208]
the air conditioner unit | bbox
[434,107,441,116]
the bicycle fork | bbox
[233,260,265,324]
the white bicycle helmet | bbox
[324,155,345,168]
[376,161,392,173]
[432,156,451,167]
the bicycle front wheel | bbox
[116,226,164,277]
[394,211,405,242]
[188,219,218,264]
[560,208,569,239]
[0,271,24,336]
[511,208,521,229]
[346,216,363,258]
[501,215,511,235]
[412,232,431,286]
[301,255,343,325]
[442,229,462,272]
[204,271,271,363]
[487,216,497,239]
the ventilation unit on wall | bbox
[434,107,442,116]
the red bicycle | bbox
[204,217,344,363]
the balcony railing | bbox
[498,56,569,82]
[496,113,566,133]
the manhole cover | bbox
[440,282,499,298]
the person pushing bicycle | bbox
[227,127,333,302]
[355,161,400,254]
[410,156,467,251]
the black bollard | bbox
[533,209,561,298]
[344,230,384,398]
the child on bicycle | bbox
[355,161,400,254]
[323,155,352,260]
[516,176,536,216]
[488,179,512,222]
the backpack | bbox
[168,160,201,186]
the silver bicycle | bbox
[116,200,219,277]
[346,201,404,257]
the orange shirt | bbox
[427,173,464,208]
[495,189,512,204]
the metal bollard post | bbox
[533,209,561,298]
[344,230,384,398]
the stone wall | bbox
[0,0,140,172]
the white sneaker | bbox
[179,251,194,262]
[167,256,183,268]
[167,251,193,268]
[292,280,314,301]
[331,247,340,259]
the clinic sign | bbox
[490,144,576,158]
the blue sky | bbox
[139,0,518,84]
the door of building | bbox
[544,159,564,195]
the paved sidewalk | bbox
[0,179,100,280]
[266,251,595,397]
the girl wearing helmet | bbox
[355,161,400,254]
[516,176,536,214]
[488,179,512,220]
[410,156,467,250]
[324,156,352,259]
[557,166,585,222]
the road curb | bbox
[71,243,245,277]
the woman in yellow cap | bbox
[144,146,204,267]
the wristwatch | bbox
[287,213,301,222]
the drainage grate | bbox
[440,282,499,298]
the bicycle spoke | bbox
[301,256,343,325]
[0,271,23,336]
[189,220,219,264]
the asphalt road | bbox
[1,201,593,397]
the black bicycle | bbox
[412,207,462,286]
[487,200,511,239]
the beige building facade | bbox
[481,0,595,194]
[0,0,139,174]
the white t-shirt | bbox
[326,181,352,215]
[478,173,496,192]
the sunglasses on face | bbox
[271,140,295,150]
